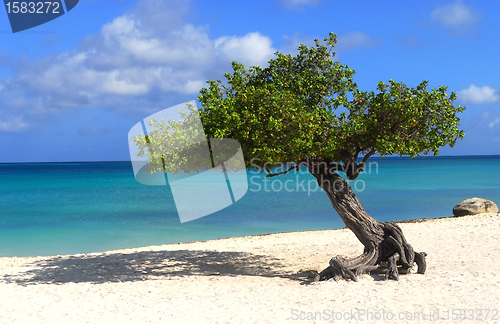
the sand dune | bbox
[1,213,499,323]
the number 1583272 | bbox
[5,2,60,14]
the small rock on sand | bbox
[453,197,498,216]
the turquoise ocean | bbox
[1,156,499,257]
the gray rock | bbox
[453,198,499,216]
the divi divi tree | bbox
[197,33,465,281]
[136,33,465,281]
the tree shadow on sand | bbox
[1,249,294,285]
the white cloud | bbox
[0,0,277,132]
[477,110,500,134]
[458,84,499,105]
[214,32,275,67]
[101,70,150,96]
[336,31,380,51]
[0,116,28,133]
[282,0,318,5]
[431,1,480,28]
[280,0,319,9]
[278,31,378,58]
[489,117,500,129]
[279,33,317,56]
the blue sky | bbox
[0,0,499,162]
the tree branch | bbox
[358,148,376,172]
[362,148,376,164]
[266,163,300,178]
[354,147,362,161]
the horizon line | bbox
[1,154,500,164]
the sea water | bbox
[0,156,499,257]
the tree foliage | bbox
[134,33,465,180]
[198,33,465,178]
[133,103,211,174]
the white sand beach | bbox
[1,213,499,324]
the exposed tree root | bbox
[314,221,427,282]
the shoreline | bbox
[0,213,464,260]
[1,212,499,323]
[0,212,493,260]
[147,213,476,250]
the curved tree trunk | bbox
[307,165,427,281]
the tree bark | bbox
[307,164,427,281]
